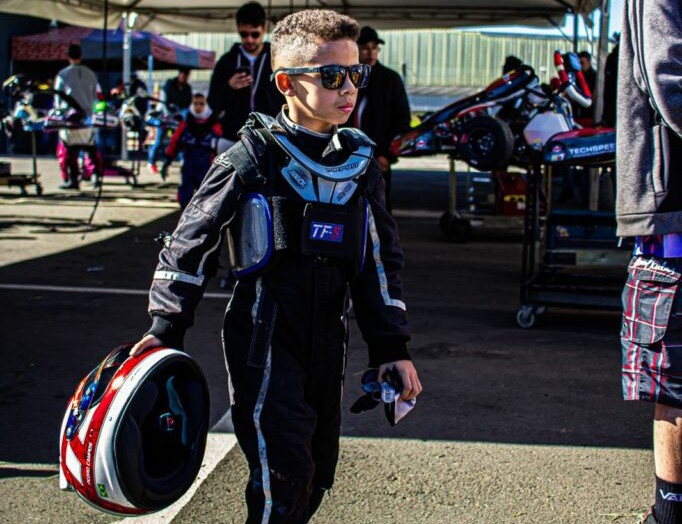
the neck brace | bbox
[252,112,374,182]
[249,112,375,203]
[190,106,212,120]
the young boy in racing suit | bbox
[163,92,222,208]
[131,9,422,523]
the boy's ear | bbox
[274,72,296,97]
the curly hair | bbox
[271,9,360,68]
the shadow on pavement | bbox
[0,200,649,465]
[0,216,131,234]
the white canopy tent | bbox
[0,0,601,32]
[0,0,611,157]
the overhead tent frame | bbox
[0,0,602,32]
[0,0,610,123]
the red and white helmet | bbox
[59,344,209,516]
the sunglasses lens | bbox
[320,65,345,89]
[240,31,260,39]
[349,65,369,88]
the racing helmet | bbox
[59,344,210,516]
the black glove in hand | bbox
[350,368,415,425]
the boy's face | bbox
[278,38,359,133]
[192,97,206,114]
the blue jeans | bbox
[148,125,166,165]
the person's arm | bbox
[165,121,186,161]
[95,80,103,102]
[132,156,245,354]
[386,72,412,163]
[208,54,234,117]
[53,73,64,109]
[641,0,682,137]
[160,80,171,115]
[349,162,420,399]
[350,164,409,363]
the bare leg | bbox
[654,404,682,482]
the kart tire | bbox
[459,116,514,171]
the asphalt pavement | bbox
[0,155,653,524]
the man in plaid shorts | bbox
[616,1,682,523]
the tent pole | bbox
[148,54,153,112]
[573,11,579,52]
[122,11,133,161]
[593,0,610,124]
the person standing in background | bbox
[576,51,597,121]
[164,93,222,209]
[148,67,192,175]
[602,35,620,128]
[616,1,682,523]
[349,26,411,213]
[208,1,283,155]
[54,43,102,190]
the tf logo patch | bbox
[310,221,344,243]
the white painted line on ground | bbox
[392,209,442,219]
[0,461,58,473]
[0,283,232,300]
[115,417,237,524]
[0,199,180,209]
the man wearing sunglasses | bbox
[207,1,284,155]
[347,26,411,213]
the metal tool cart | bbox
[0,129,43,196]
[516,152,628,329]
[438,158,526,243]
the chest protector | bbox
[226,113,375,279]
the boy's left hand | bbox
[379,360,422,401]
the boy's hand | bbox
[130,334,163,357]
[379,360,422,401]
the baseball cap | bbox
[357,26,385,45]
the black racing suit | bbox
[145,112,411,523]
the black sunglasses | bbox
[239,31,261,39]
[271,64,371,90]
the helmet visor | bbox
[65,345,130,440]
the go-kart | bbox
[391,51,615,171]
[390,52,615,242]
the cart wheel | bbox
[516,307,537,329]
[35,184,43,196]
[445,216,472,243]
